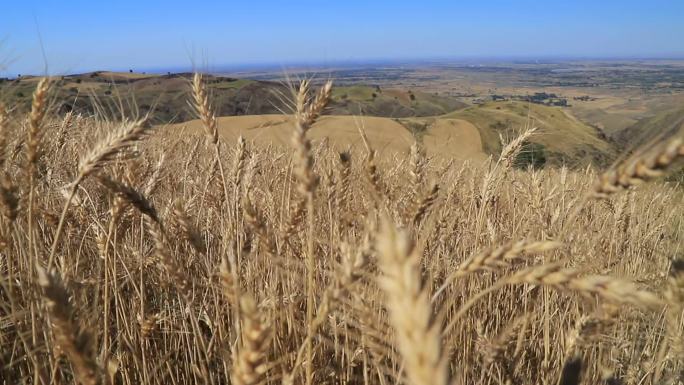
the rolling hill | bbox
[328,85,467,117]
[0,72,467,124]
[2,72,619,167]
[165,101,615,168]
[442,101,617,167]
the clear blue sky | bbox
[1,0,684,75]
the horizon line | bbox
[4,54,684,78]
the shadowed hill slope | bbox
[616,106,684,150]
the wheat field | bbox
[0,75,682,385]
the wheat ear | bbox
[447,263,662,335]
[507,264,663,310]
[191,73,219,145]
[376,219,448,385]
[171,200,206,254]
[47,118,150,270]
[243,196,278,257]
[0,174,18,222]
[144,215,193,298]
[233,135,247,187]
[0,103,8,168]
[432,240,561,301]
[409,141,425,200]
[77,118,149,180]
[232,294,271,385]
[27,78,49,173]
[410,182,439,225]
[98,175,158,222]
[36,267,100,385]
[593,137,684,198]
[499,126,538,169]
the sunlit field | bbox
[0,75,682,385]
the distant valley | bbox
[3,60,684,167]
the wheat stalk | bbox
[664,258,684,361]
[290,79,332,385]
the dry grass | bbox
[0,76,682,385]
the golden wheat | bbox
[0,79,681,385]
[376,219,448,385]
